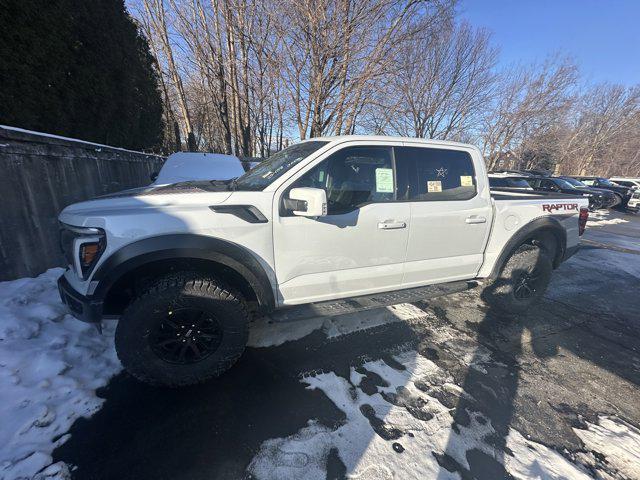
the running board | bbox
[269,280,478,323]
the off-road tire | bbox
[483,245,553,314]
[115,273,249,387]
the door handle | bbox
[465,216,487,224]
[378,220,406,230]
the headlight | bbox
[59,224,106,279]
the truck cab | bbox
[58,136,588,386]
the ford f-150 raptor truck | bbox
[58,136,589,386]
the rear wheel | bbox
[483,245,553,313]
[115,273,249,387]
[611,193,623,209]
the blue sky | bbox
[459,0,640,86]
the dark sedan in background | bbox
[528,177,618,211]
[489,174,613,211]
[563,176,635,211]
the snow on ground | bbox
[586,210,629,227]
[248,351,595,480]
[0,269,121,480]
[573,416,640,480]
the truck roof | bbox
[299,135,477,150]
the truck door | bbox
[273,144,410,305]
[394,145,492,286]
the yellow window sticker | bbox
[375,168,394,193]
[427,180,442,192]
[460,175,473,186]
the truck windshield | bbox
[232,141,328,191]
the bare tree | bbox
[268,0,454,139]
[127,0,638,174]
[555,84,640,175]
[141,0,197,151]
[370,21,496,140]
[481,57,578,171]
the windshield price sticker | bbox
[460,176,473,186]
[375,168,394,193]
[427,180,442,192]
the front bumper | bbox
[626,200,639,212]
[58,273,103,323]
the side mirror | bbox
[288,187,327,217]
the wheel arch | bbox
[488,216,568,280]
[91,234,275,316]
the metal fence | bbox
[0,126,165,280]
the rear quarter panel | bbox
[477,194,588,278]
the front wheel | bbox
[482,245,553,313]
[115,273,249,387]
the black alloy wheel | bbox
[513,269,540,300]
[149,307,224,365]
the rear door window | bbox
[394,147,476,201]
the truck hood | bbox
[59,181,233,227]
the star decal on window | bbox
[436,167,448,177]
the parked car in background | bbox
[488,174,534,191]
[489,169,534,177]
[610,177,640,190]
[628,189,640,211]
[525,177,613,211]
[151,152,257,186]
[568,176,635,211]
[522,169,552,177]
[557,176,619,209]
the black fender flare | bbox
[90,234,275,311]
[488,216,569,279]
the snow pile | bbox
[586,211,629,227]
[573,416,640,479]
[248,351,593,480]
[0,269,121,480]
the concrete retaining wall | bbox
[0,126,165,281]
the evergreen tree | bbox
[0,0,163,150]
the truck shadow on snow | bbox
[52,246,640,479]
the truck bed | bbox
[490,188,582,201]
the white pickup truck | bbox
[57,136,589,386]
